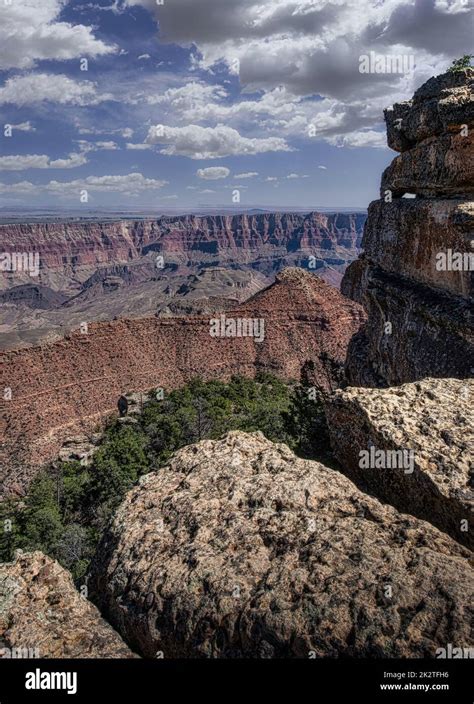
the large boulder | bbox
[89,431,473,659]
[326,379,473,549]
[0,552,136,658]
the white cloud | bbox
[8,121,36,133]
[95,141,119,151]
[0,0,115,70]
[317,165,327,170]
[327,129,387,149]
[234,172,258,179]
[126,143,152,150]
[146,123,292,159]
[266,177,278,182]
[0,74,113,107]
[0,152,88,171]
[199,189,216,194]
[0,172,168,196]
[197,167,230,180]
[128,0,472,148]
[138,54,151,60]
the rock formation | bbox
[326,378,473,549]
[342,69,473,387]
[0,551,136,658]
[0,268,365,495]
[0,211,365,295]
[89,431,473,659]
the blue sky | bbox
[0,0,472,210]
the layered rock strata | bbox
[326,378,473,549]
[0,552,136,658]
[0,211,365,294]
[89,431,473,659]
[0,269,365,494]
[342,69,474,387]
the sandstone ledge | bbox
[0,552,137,658]
[381,132,474,197]
[89,431,473,659]
[327,378,473,549]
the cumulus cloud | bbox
[0,173,167,196]
[8,122,36,133]
[0,152,88,171]
[0,74,113,107]
[127,0,472,147]
[327,129,387,149]
[234,172,258,179]
[0,0,115,70]
[146,124,292,159]
[197,167,230,180]
[126,143,152,150]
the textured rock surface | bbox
[362,199,473,298]
[0,269,365,494]
[381,132,473,197]
[326,379,473,549]
[385,69,474,152]
[343,70,473,387]
[89,431,473,659]
[344,264,473,387]
[0,552,136,658]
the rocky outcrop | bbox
[342,70,473,387]
[0,211,365,294]
[326,378,473,549]
[88,431,473,659]
[0,269,365,495]
[0,552,136,658]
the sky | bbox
[0,0,472,211]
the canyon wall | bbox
[0,211,365,293]
[0,268,365,495]
[341,69,473,387]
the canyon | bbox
[0,268,365,495]
[0,69,472,661]
[0,211,365,349]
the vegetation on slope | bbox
[0,374,331,582]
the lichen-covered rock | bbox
[385,68,474,152]
[0,552,136,658]
[381,132,474,197]
[326,379,473,549]
[89,431,473,659]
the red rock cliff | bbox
[0,268,365,495]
